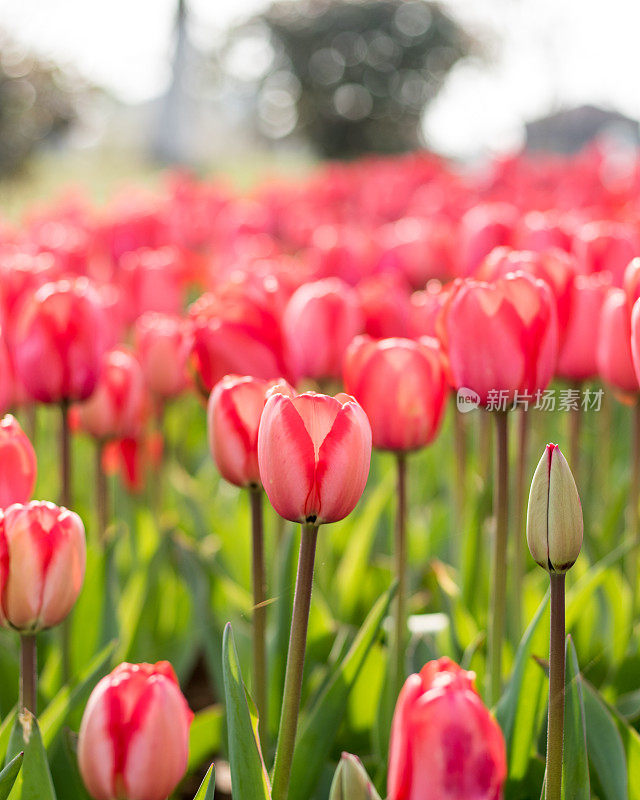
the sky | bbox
[1,0,639,158]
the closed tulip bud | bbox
[329,753,381,800]
[0,501,86,631]
[78,661,193,800]
[388,658,506,800]
[258,390,371,524]
[527,444,583,573]
[344,335,448,452]
[11,278,109,404]
[208,374,293,488]
[0,415,36,508]
[283,278,364,381]
[134,312,192,399]
[73,348,147,442]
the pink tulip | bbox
[118,246,184,324]
[388,658,506,800]
[258,390,371,524]
[0,415,36,509]
[11,278,108,403]
[356,274,411,339]
[0,333,14,415]
[208,375,293,487]
[440,272,558,406]
[283,278,364,381]
[189,284,289,394]
[598,288,638,394]
[557,273,611,382]
[78,661,193,800]
[0,501,86,631]
[457,203,517,277]
[408,283,451,340]
[572,220,639,285]
[344,336,448,451]
[630,298,640,387]
[74,348,147,441]
[134,312,192,399]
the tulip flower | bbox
[355,274,411,339]
[282,278,364,382]
[258,390,371,525]
[597,287,638,395]
[260,389,371,800]
[527,445,583,800]
[441,272,559,407]
[441,271,558,703]
[388,658,506,800]
[558,272,611,383]
[0,415,36,509]
[330,753,381,800]
[118,246,185,324]
[0,333,14,416]
[11,278,108,405]
[134,312,192,401]
[344,335,448,694]
[207,374,292,740]
[0,501,86,632]
[572,220,639,285]
[78,661,193,800]
[11,278,109,512]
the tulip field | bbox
[3,148,640,800]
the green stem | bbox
[629,400,640,617]
[488,410,509,705]
[513,408,529,638]
[96,441,108,546]
[452,401,466,559]
[394,452,408,698]
[546,572,566,800]
[250,485,268,747]
[60,400,72,683]
[568,384,582,485]
[19,634,37,715]
[271,523,318,800]
[60,400,71,508]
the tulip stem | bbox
[250,485,268,747]
[513,408,530,637]
[60,400,72,508]
[272,522,318,800]
[488,410,509,706]
[19,634,37,715]
[394,452,408,699]
[59,400,72,683]
[629,400,640,617]
[96,441,109,546]
[546,572,566,800]
[452,402,466,559]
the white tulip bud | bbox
[329,753,381,800]
[527,443,583,573]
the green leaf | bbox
[496,592,549,781]
[39,639,116,749]
[0,753,23,800]
[0,711,17,766]
[288,584,396,800]
[222,624,271,800]
[187,706,224,771]
[582,679,627,800]
[6,713,56,800]
[193,764,216,800]
[561,636,589,800]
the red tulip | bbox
[0,415,36,509]
[598,288,638,394]
[356,274,411,339]
[630,298,640,387]
[557,273,611,382]
[134,312,192,399]
[78,661,193,800]
[572,220,639,285]
[189,283,289,394]
[440,272,558,406]
[118,246,184,324]
[258,390,371,524]
[0,501,86,631]
[408,283,450,340]
[283,278,363,381]
[0,333,14,415]
[457,203,517,277]
[515,210,573,253]
[74,348,147,441]
[208,375,293,487]
[11,278,108,403]
[388,658,506,800]
[344,336,448,451]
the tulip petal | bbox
[77,679,117,800]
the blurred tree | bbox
[240,0,474,158]
[0,33,79,177]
